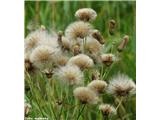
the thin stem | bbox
[102,63,114,79]
[77,104,86,120]
[26,72,44,117]
[103,115,109,120]
[83,37,86,53]
[101,64,104,79]
[58,105,63,120]
[115,97,123,111]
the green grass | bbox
[25,1,136,120]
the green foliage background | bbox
[25,1,136,120]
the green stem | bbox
[77,104,86,120]
[103,115,109,120]
[115,97,123,111]
[102,63,114,79]
[59,105,63,120]
[26,72,44,117]
[101,64,104,79]
[83,37,86,53]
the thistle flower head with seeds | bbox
[65,21,93,40]
[99,104,116,116]
[73,87,99,104]
[68,54,94,70]
[56,64,83,86]
[88,80,107,94]
[83,36,102,54]
[30,45,58,69]
[75,8,97,22]
[54,52,69,66]
[24,28,47,52]
[42,68,54,78]
[107,73,136,97]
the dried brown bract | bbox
[117,35,129,52]
[101,54,117,66]
[109,19,116,35]
[92,29,105,44]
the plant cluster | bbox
[25,8,136,120]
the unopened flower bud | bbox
[72,44,81,56]
[92,29,105,44]
[109,20,116,35]
[117,35,129,52]
[101,54,117,66]
[42,68,54,78]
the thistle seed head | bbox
[73,87,99,104]
[75,8,97,22]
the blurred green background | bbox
[25,1,136,119]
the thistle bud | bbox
[117,35,129,52]
[109,20,116,35]
[42,68,54,78]
[92,29,105,44]
[101,54,117,66]
[72,44,81,56]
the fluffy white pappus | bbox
[88,80,108,94]
[107,73,136,97]
[54,52,69,66]
[30,45,58,69]
[75,8,97,22]
[73,87,99,104]
[39,34,59,48]
[65,21,93,40]
[68,54,94,70]
[25,28,58,53]
[99,104,116,116]
[56,64,83,86]
[61,36,71,50]
[25,29,46,52]
[83,36,102,54]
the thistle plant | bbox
[25,7,136,120]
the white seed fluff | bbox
[68,54,94,70]
[30,45,57,69]
[75,8,97,22]
[73,87,99,104]
[57,64,83,85]
[107,73,136,96]
[99,104,116,115]
[65,21,93,40]
[84,36,102,54]
[88,80,107,93]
